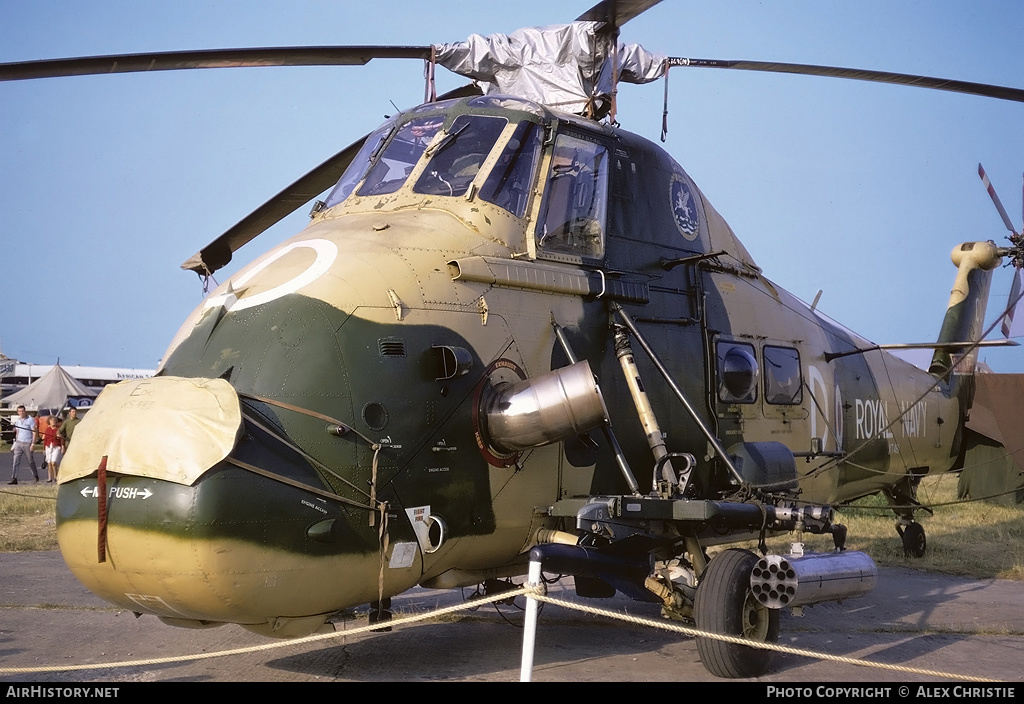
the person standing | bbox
[34,410,48,443]
[43,415,63,482]
[9,405,39,484]
[59,407,81,448]
[34,410,49,474]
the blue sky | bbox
[1,0,1022,372]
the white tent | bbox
[1,363,96,411]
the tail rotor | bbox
[977,164,1024,338]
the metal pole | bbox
[519,558,543,682]
[552,319,642,496]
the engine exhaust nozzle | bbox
[484,360,608,453]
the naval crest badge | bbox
[670,172,700,241]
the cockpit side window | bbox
[478,121,543,218]
[357,116,444,197]
[413,115,507,197]
[323,119,396,208]
[535,133,609,260]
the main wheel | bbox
[900,522,927,558]
[694,548,780,678]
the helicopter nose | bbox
[56,376,420,636]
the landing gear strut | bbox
[884,474,932,558]
[368,597,392,632]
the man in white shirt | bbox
[9,405,39,485]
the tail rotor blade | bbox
[978,163,1020,236]
[1001,268,1024,339]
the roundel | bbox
[670,172,700,241]
[204,239,338,313]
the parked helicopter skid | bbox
[7,0,1022,680]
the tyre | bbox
[694,548,780,678]
[901,522,927,558]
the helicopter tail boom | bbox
[928,240,1003,379]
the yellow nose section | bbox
[58,376,242,486]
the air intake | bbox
[378,338,407,358]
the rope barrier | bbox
[0,488,57,501]
[0,588,529,675]
[0,581,1006,682]
[524,588,1002,683]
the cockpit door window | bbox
[478,120,543,218]
[535,133,609,260]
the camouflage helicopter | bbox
[4,0,1023,680]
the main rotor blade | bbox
[666,57,1024,104]
[576,0,664,28]
[978,163,1020,236]
[0,46,431,82]
[180,82,482,276]
[179,136,366,275]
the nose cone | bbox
[56,467,412,636]
[56,376,421,636]
[58,376,243,487]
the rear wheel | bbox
[694,548,779,678]
[900,522,927,558]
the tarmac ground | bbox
[1,550,1023,683]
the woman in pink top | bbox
[42,416,63,482]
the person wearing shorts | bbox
[42,415,63,482]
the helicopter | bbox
[3,0,1023,680]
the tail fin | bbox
[929,241,1002,382]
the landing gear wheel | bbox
[694,548,780,678]
[899,522,927,558]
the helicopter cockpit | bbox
[324,97,544,210]
[321,95,609,262]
